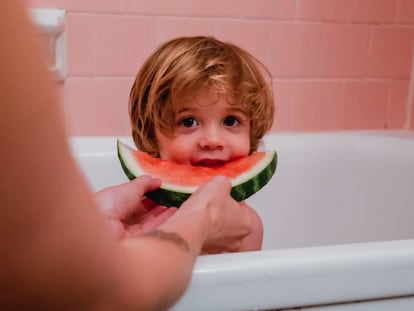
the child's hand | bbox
[94,175,177,239]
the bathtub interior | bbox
[71,131,414,250]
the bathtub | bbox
[70,131,414,311]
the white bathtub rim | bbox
[69,130,414,150]
[172,238,414,311]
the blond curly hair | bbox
[129,36,274,157]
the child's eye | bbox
[179,117,198,128]
[223,116,241,127]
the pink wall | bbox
[27,0,414,135]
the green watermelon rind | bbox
[146,189,191,208]
[230,154,277,201]
[117,139,277,207]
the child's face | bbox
[155,88,250,166]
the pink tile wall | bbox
[27,0,414,135]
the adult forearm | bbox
[112,207,211,310]
[114,238,199,311]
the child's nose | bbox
[199,127,224,150]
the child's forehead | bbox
[174,87,239,109]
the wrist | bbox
[144,230,190,252]
[158,202,210,255]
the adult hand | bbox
[177,176,253,254]
[94,175,177,239]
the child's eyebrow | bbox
[226,107,248,116]
[175,107,192,114]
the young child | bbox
[129,36,274,252]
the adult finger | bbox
[96,175,162,220]
[127,207,177,236]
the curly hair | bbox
[129,36,274,157]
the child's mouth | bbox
[192,159,226,167]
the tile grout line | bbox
[406,47,414,129]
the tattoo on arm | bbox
[145,230,190,252]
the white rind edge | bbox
[229,151,275,186]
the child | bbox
[129,36,274,252]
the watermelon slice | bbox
[117,139,277,207]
